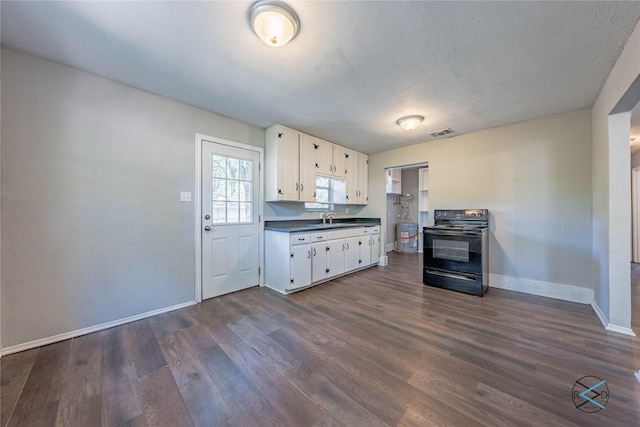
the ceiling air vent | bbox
[429,128,454,138]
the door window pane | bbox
[239,202,252,223]
[227,180,239,201]
[239,160,252,180]
[212,202,226,223]
[227,158,239,179]
[239,182,251,202]
[226,202,239,223]
[210,154,253,224]
[212,155,226,178]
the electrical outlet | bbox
[180,192,192,202]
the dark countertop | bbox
[265,218,381,233]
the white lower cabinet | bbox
[312,241,328,282]
[370,227,381,265]
[326,238,346,278]
[290,244,312,290]
[265,225,380,294]
[345,236,361,271]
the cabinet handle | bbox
[359,260,362,264]
[308,250,311,259]
[313,144,319,149]
[313,248,316,256]
[278,133,284,138]
[359,241,362,246]
[342,244,345,251]
[290,253,294,258]
[326,246,330,251]
[346,243,349,249]
[326,268,330,273]
[296,183,299,191]
[290,278,294,283]
[315,162,319,168]
[278,189,283,195]
[345,153,349,159]
[300,183,304,191]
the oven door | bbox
[423,230,483,275]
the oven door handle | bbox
[425,269,476,282]
[424,230,482,238]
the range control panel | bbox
[434,209,488,220]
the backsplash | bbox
[264,202,366,221]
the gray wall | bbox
[1,49,264,348]
[361,109,593,298]
[591,18,640,331]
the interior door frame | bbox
[633,166,640,263]
[194,133,264,302]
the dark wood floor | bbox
[2,252,640,426]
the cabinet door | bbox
[359,235,372,267]
[315,138,334,176]
[311,241,328,282]
[289,244,311,290]
[332,146,351,178]
[356,152,368,204]
[370,233,380,265]
[344,236,361,271]
[326,239,346,278]
[277,127,300,201]
[298,134,317,202]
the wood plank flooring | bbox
[2,252,640,426]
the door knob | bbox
[204,215,211,220]
[204,226,211,231]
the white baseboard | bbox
[591,301,608,328]
[590,301,636,336]
[378,255,389,266]
[489,273,593,304]
[0,300,197,357]
[385,243,394,253]
[605,324,636,336]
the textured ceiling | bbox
[2,1,640,154]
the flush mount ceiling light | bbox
[248,1,300,47]
[396,115,424,131]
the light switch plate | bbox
[180,192,192,202]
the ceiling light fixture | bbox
[248,1,300,48]
[396,115,424,131]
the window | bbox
[211,155,253,224]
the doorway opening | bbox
[384,163,428,256]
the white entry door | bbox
[202,140,261,299]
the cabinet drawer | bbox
[311,233,327,242]
[290,234,311,245]
[329,228,362,239]
[360,228,371,235]
[370,226,380,234]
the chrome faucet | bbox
[322,212,337,225]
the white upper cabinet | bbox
[298,133,319,202]
[314,138,334,176]
[266,125,300,201]
[266,124,368,205]
[355,152,368,204]
[332,145,352,178]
